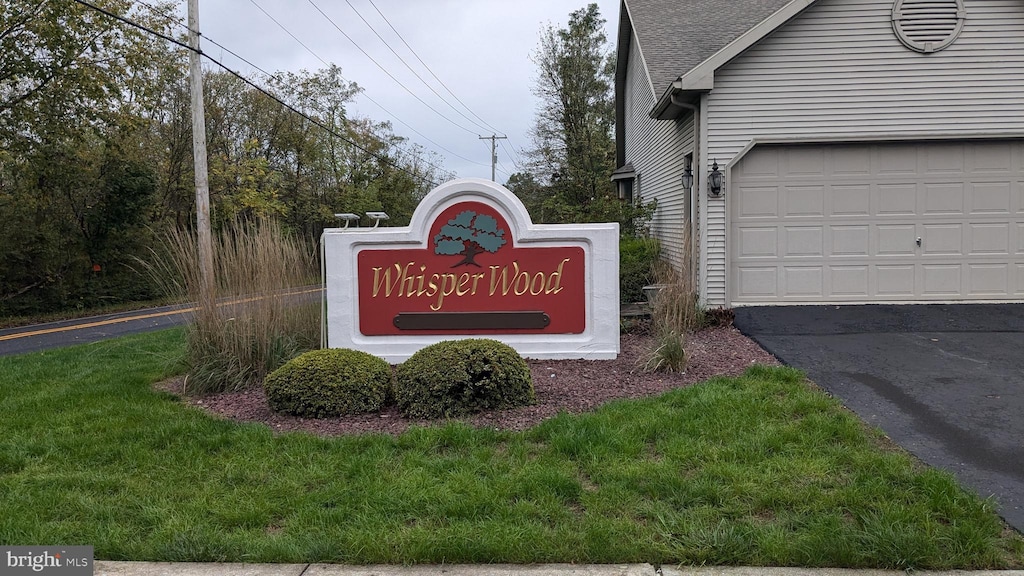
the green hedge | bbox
[395,339,535,419]
[263,348,391,418]
[620,237,661,303]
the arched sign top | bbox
[407,178,535,248]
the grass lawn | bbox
[0,329,1021,568]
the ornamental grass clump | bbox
[640,228,703,373]
[395,338,535,419]
[142,218,319,394]
[264,348,392,417]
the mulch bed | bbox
[159,324,779,436]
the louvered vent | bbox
[892,0,966,53]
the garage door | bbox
[730,140,1024,304]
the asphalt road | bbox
[0,288,322,357]
[0,303,195,357]
[734,304,1024,533]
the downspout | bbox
[697,92,711,305]
[670,93,700,289]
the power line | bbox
[137,0,522,178]
[498,138,524,172]
[72,0,439,186]
[364,0,502,135]
[132,0,455,177]
[339,0,491,135]
[244,0,489,171]
[363,0,529,166]
[302,0,481,137]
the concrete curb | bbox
[662,569,1024,576]
[94,562,1024,576]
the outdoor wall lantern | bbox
[708,160,723,197]
[681,166,693,190]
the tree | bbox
[0,0,453,315]
[0,0,180,150]
[434,211,507,268]
[0,0,181,314]
[525,3,617,223]
[505,171,546,221]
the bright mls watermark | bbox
[2,546,93,575]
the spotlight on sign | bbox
[334,213,360,229]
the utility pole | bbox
[478,134,507,182]
[188,0,215,310]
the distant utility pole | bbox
[479,134,507,182]
[188,0,215,309]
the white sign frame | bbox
[323,178,619,363]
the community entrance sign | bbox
[323,178,618,362]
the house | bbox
[615,0,1024,306]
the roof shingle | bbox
[624,0,796,92]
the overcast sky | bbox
[187,0,621,184]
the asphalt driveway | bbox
[733,304,1024,533]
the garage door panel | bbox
[784,185,824,216]
[736,267,778,298]
[831,266,869,297]
[876,265,915,296]
[832,146,871,176]
[924,144,965,175]
[739,186,779,218]
[968,264,1009,296]
[967,223,1010,255]
[922,265,963,296]
[782,266,823,297]
[783,147,826,177]
[970,142,1014,173]
[738,147,780,178]
[877,184,918,215]
[731,140,1024,304]
[969,182,1013,214]
[831,225,870,256]
[783,226,823,257]
[831,184,870,216]
[877,225,916,255]
[924,183,966,215]
[737,227,778,257]
[878,144,919,175]
[922,224,964,255]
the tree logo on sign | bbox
[433,210,507,267]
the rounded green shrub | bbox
[395,339,535,419]
[263,348,392,418]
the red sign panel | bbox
[357,202,585,335]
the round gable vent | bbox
[892,0,966,53]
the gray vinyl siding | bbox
[703,0,1024,306]
[624,37,696,270]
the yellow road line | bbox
[0,288,322,342]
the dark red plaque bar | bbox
[394,311,550,331]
